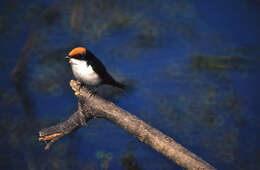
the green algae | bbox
[191,54,249,71]
[96,151,113,170]
[121,153,141,170]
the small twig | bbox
[39,132,63,141]
[44,135,63,150]
[39,110,90,150]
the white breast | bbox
[69,58,101,86]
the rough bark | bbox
[39,80,216,170]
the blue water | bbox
[0,0,259,169]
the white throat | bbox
[69,58,101,86]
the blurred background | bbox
[1,0,260,169]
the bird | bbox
[66,47,125,91]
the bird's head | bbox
[66,47,86,61]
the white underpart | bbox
[69,58,101,86]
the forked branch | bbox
[39,80,216,170]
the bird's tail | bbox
[111,80,126,89]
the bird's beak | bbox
[65,56,72,64]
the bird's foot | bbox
[75,91,80,96]
[75,80,81,86]
[71,86,79,95]
[72,81,83,96]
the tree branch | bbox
[39,80,216,170]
